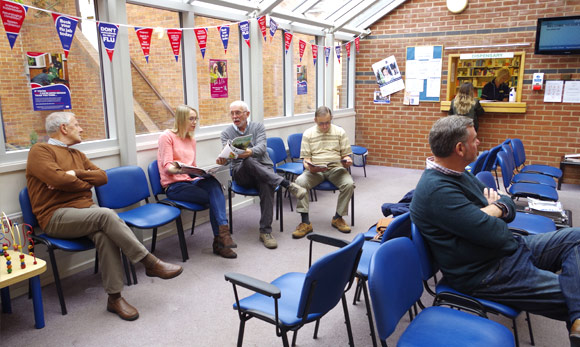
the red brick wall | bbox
[355,0,580,184]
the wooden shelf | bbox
[441,101,527,113]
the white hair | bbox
[46,112,75,135]
[230,100,249,112]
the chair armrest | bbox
[307,233,349,248]
[224,272,281,299]
[434,291,488,318]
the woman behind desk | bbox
[449,82,484,131]
[157,105,237,259]
[481,67,511,101]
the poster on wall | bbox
[372,56,404,96]
[210,59,228,98]
[27,52,71,111]
[373,90,390,104]
[297,65,307,95]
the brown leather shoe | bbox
[107,296,139,321]
[571,319,580,347]
[144,258,183,279]
[218,225,237,248]
[331,217,351,233]
[213,237,237,259]
[292,223,313,239]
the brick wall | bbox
[355,0,580,184]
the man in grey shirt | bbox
[216,100,306,249]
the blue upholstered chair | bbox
[511,138,562,178]
[287,133,303,163]
[497,151,558,201]
[368,237,516,347]
[502,144,557,188]
[266,137,304,178]
[95,166,189,262]
[225,233,364,347]
[468,150,488,176]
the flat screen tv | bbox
[535,16,580,55]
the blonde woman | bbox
[449,82,485,131]
[481,67,511,101]
[157,105,237,259]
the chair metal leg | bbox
[512,318,520,347]
[278,189,284,232]
[351,194,355,226]
[281,330,290,347]
[130,262,138,285]
[47,248,67,315]
[190,211,197,235]
[291,329,298,346]
[363,156,367,177]
[341,293,355,347]
[525,311,535,345]
[352,278,361,305]
[236,318,246,347]
[175,216,189,262]
[151,228,158,253]
[362,281,378,347]
[94,250,99,274]
[229,187,234,234]
[313,319,320,339]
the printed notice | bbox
[544,80,563,102]
[563,81,580,103]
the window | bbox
[293,33,316,115]
[194,16,241,126]
[126,3,184,134]
[333,40,348,110]
[0,0,105,151]
[263,29,284,119]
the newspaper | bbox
[218,134,253,159]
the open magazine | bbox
[174,161,221,177]
[218,134,253,159]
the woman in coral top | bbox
[157,105,236,259]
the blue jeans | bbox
[166,177,228,236]
[472,228,580,327]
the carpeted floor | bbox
[1,165,577,346]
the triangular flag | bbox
[346,42,351,61]
[239,21,250,47]
[194,27,208,58]
[355,36,360,53]
[312,44,318,66]
[134,27,153,63]
[269,18,277,42]
[298,40,306,62]
[52,13,79,58]
[284,31,293,55]
[166,29,182,62]
[218,25,229,54]
[0,0,28,49]
[257,16,267,42]
[324,46,331,66]
[335,45,341,64]
[97,22,119,62]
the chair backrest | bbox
[368,237,424,340]
[482,144,502,172]
[410,223,438,282]
[19,188,39,229]
[297,233,364,318]
[475,171,498,190]
[147,160,164,197]
[510,138,526,168]
[470,150,489,176]
[266,137,287,165]
[95,166,151,209]
[501,144,518,174]
[287,133,303,160]
[266,147,276,172]
[495,151,514,190]
[380,211,412,244]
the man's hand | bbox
[65,170,76,177]
[236,149,253,159]
[482,187,500,205]
[342,156,353,168]
[304,161,328,173]
[216,157,228,165]
[480,188,504,218]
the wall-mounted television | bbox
[534,16,580,55]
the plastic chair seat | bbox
[34,234,95,252]
[363,225,377,239]
[521,164,562,178]
[276,162,304,176]
[118,203,182,229]
[508,181,558,201]
[398,306,516,347]
[356,241,380,278]
[509,212,556,235]
[512,172,556,188]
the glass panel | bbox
[126,4,184,134]
[293,33,316,115]
[0,0,105,151]
[263,30,284,119]
[333,41,348,109]
[194,16,241,126]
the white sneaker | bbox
[288,183,307,200]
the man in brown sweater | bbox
[26,112,183,321]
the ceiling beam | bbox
[331,0,379,32]
[256,0,285,17]
[187,0,259,13]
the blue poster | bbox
[297,65,307,95]
[31,84,72,111]
[28,52,71,111]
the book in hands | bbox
[174,161,220,177]
[218,134,253,159]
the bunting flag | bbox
[52,13,78,58]
[284,31,293,55]
[324,46,331,66]
[194,27,208,58]
[166,29,182,62]
[218,25,229,54]
[355,36,360,53]
[335,45,341,64]
[97,22,119,62]
[134,27,153,63]
[298,39,306,62]
[257,16,267,42]
[239,21,250,47]
[345,42,351,61]
[269,18,277,42]
[312,44,318,66]
[0,0,28,49]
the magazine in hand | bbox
[174,161,220,177]
[218,134,253,159]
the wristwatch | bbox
[492,201,508,218]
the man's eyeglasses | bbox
[316,121,331,126]
[230,110,246,116]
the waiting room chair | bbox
[468,150,488,176]
[312,179,355,226]
[350,145,368,177]
[475,171,557,235]
[511,138,562,178]
[225,233,364,347]
[501,145,556,188]
[411,224,533,347]
[267,137,305,211]
[352,212,411,347]
[497,151,558,201]
[95,165,189,262]
[147,160,209,249]
[287,133,303,163]
[368,237,516,347]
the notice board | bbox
[405,46,443,102]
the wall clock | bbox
[447,0,468,14]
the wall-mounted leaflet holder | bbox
[532,73,544,91]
